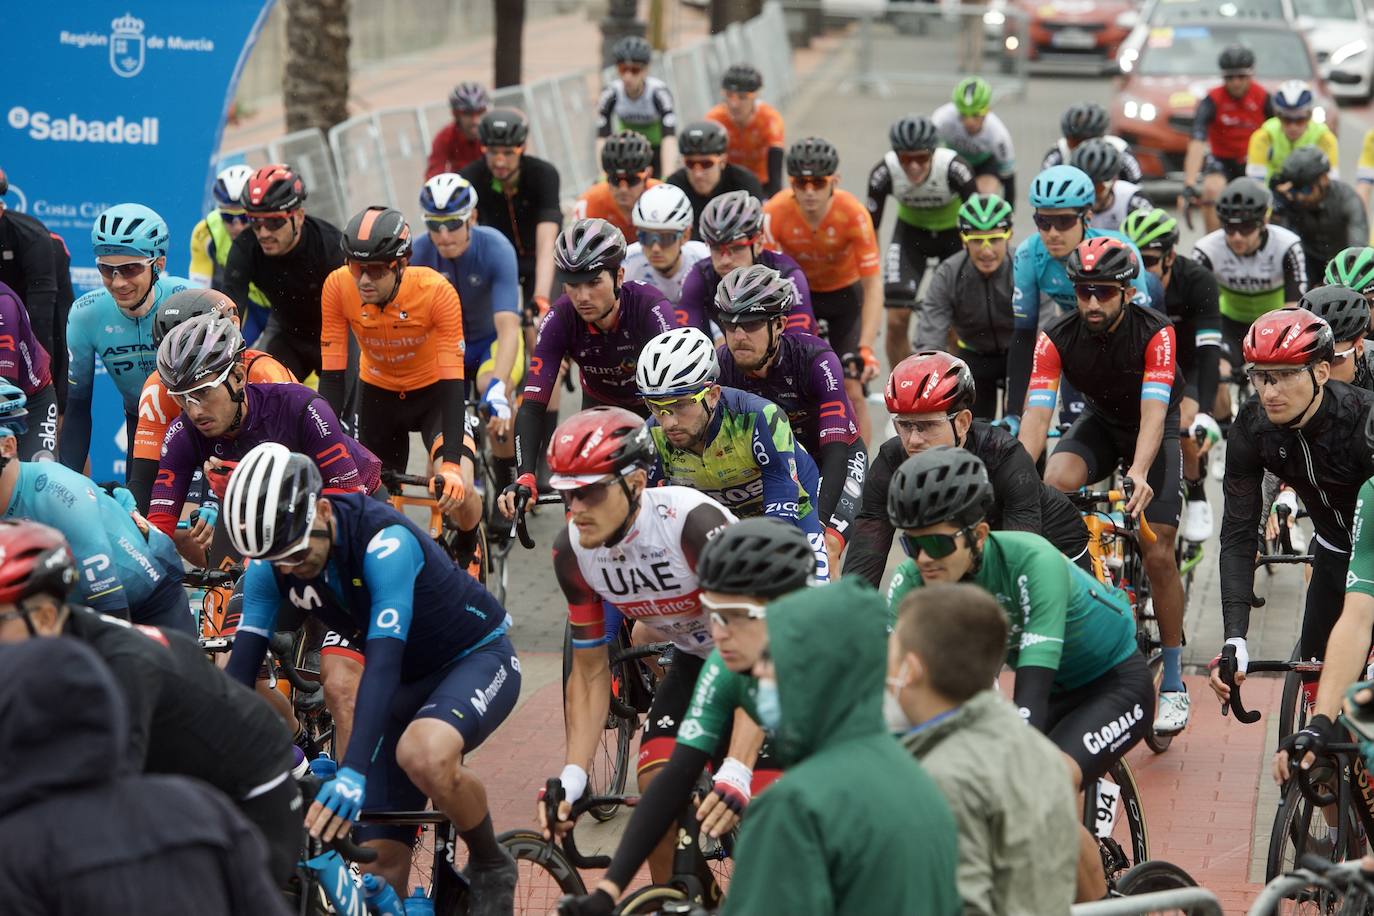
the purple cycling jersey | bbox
[716,332,859,455]
[677,248,818,336]
[525,281,675,408]
[148,382,381,535]
[0,281,51,395]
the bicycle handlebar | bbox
[1219,644,1262,724]
[514,493,563,549]
[269,631,319,694]
[380,470,445,498]
[543,777,631,871]
[182,566,242,588]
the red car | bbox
[1006,0,1137,66]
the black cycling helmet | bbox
[613,36,652,65]
[152,288,235,348]
[786,137,839,178]
[1300,285,1371,342]
[1061,102,1109,140]
[699,191,764,245]
[1216,177,1271,223]
[449,81,490,113]
[341,206,412,262]
[477,109,529,147]
[554,218,627,284]
[678,120,729,156]
[1278,146,1331,188]
[715,264,795,321]
[601,131,654,174]
[721,64,763,93]
[1219,43,1256,72]
[696,517,815,600]
[1069,138,1123,185]
[156,314,245,396]
[889,115,939,153]
[887,446,994,530]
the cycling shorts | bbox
[1055,408,1183,528]
[1046,652,1155,784]
[1299,542,1351,666]
[357,380,448,473]
[811,281,863,373]
[1202,155,1247,182]
[464,330,527,386]
[255,314,323,381]
[17,384,57,462]
[884,222,962,310]
[958,348,1008,421]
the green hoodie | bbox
[723,578,961,916]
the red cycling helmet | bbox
[243,164,306,214]
[1066,236,1139,284]
[0,520,77,605]
[547,407,657,489]
[1243,307,1335,366]
[884,351,976,416]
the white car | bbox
[1294,0,1374,101]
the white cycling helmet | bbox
[636,327,719,397]
[419,172,477,220]
[632,184,694,233]
[223,442,323,561]
[212,165,255,209]
[1274,80,1315,115]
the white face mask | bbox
[883,659,913,733]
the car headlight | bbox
[983,9,1006,25]
[1331,40,1369,66]
[1006,35,1020,51]
[1314,105,1328,123]
[1122,99,1157,121]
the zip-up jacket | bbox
[915,250,1013,356]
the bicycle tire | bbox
[1113,859,1198,896]
[1265,777,1356,884]
[499,829,588,912]
[1277,644,1305,746]
[614,884,689,915]
[1143,653,1173,755]
[561,622,636,822]
[1087,758,1150,885]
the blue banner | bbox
[2,1,274,480]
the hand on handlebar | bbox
[537,768,584,841]
[435,462,467,513]
[1208,637,1248,704]
[698,756,752,839]
[1123,465,1154,517]
[857,345,879,384]
[497,472,538,521]
[1273,713,1340,785]
[482,378,512,441]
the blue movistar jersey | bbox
[3,461,181,617]
[1011,229,1152,330]
[229,492,510,776]
[410,227,521,360]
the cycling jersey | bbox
[1090,180,1152,232]
[320,264,464,392]
[0,280,51,395]
[223,215,344,341]
[0,208,64,376]
[460,154,563,292]
[843,425,1089,588]
[597,76,678,146]
[931,103,1016,178]
[1190,225,1306,324]
[148,382,381,535]
[574,179,663,242]
[763,188,881,293]
[1271,180,1369,281]
[887,530,1137,692]
[425,122,484,178]
[409,226,521,351]
[1159,253,1222,410]
[1192,83,1273,163]
[1341,477,1374,598]
[677,248,818,336]
[230,492,510,778]
[676,647,762,754]
[188,211,271,311]
[1042,136,1143,183]
[1247,118,1340,181]
[664,165,765,238]
[554,486,733,656]
[916,250,1014,356]
[866,149,976,232]
[706,102,786,187]
[622,239,710,304]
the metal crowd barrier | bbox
[1070,887,1224,916]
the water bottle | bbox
[362,874,405,914]
[308,755,337,781]
[403,887,435,916]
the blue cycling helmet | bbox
[419,173,477,220]
[0,382,29,438]
[1029,165,1095,210]
[91,203,169,259]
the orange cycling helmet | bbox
[885,351,976,416]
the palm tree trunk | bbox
[494,0,526,88]
[283,0,350,133]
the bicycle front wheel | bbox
[1114,859,1197,895]
[1265,777,1356,885]
[499,829,587,912]
[614,884,689,915]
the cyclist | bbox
[712,264,865,567]
[498,219,675,518]
[867,114,977,369]
[460,108,562,319]
[1326,245,1374,311]
[885,446,1149,903]
[1210,308,1374,712]
[1122,208,1222,542]
[1018,236,1190,734]
[764,137,882,442]
[0,520,300,890]
[223,164,345,381]
[320,207,467,504]
[679,190,817,336]
[665,120,764,238]
[598,36,678,176]
[1070,138,1152,232]
[1040,102,1143,182]
[553,517,814,915]
[1181,44,1273,234]
[931,76,1017,199]
[636,326,830,572]
[1006,165,1153,423]
[223,443,520,910]
[622,183,710,306]
[1190,176,1305,420]
[536,407,750,884]
[915,193,1015,419]
[0,280,55,460]
[1271,146,1368,283]
[0,168,69,409]
[704,64,785,195]
[188,165,272,343]
[1247,80,1339,182]
[425,81,489,178]
[575,131,661,242]
[1298,286,1373,392]
[844,350,1089,587]
[62,203,188,473]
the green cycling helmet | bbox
[1122,208,1179,252]
[1325,246,1374,295]
[957,194,1013,232]
[952,77,992,116]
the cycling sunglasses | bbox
[1139,251,1168,269]
[701,592,767,628]
[683,156,720,171]
[249,214,290,231]
[791,176,831,191]
[346,259,399,281]
[1222,220,1262,236]
[898,151,933,166]
[1032,212,1082,232]
[637,229,682,248]
[609,171,647,188]
[1334,344,1359,362]
[1246,366,1308,388]
[1074,283,1126,302]
[559,477,615,508]
[1222,71,1252,81]
[1278,114,1311,125]
[644,387,711,417]
[893,416,955,439]
[96,259,154,280]
[617,63,646,75]
[722,316,771,334]
[899,531,964,560]
[219,209,251,225]
[708,237,754,255]
[424,215,469,233]
[960,229,1011,248]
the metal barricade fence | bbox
[1069,887,1223,915]
[271,129,349,229]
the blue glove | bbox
[991,414,1020,437]
[191,504,219,531]
[315,766,367,823]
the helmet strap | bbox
[379,263,405,309]
[225,369,246,434]
[962,525,984,576]
[760,319,782,368]
[1279,367,1322,429]
[602,476,641,549]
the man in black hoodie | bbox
[0,637,291,915]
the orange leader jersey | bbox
[706,102,785,186]
[762,188,880,293]
[320,264,465,393]
[132,350,295,461]
[573,178,662,242]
